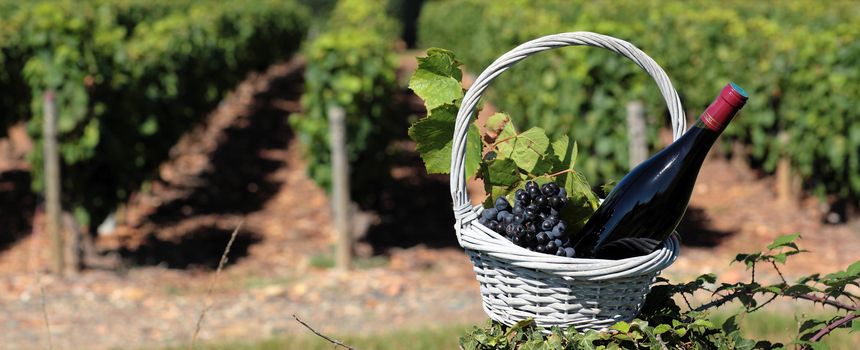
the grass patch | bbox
[156,309,855,350]
[308,252,335,269]
[309,247,390,270]
[241,275,297,290]
[159,324,469,350]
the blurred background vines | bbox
[289,0,400,206]
[419,0,860,215]
[0,0,309,230]
[2,0,856,258]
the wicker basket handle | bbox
[449,32,686,216]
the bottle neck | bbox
[680,118,720,156]
[690,118,722,135]
[699,82,748,132]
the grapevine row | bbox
[418,0,860,203]
[0,0,309,226]
[290,0,400,204]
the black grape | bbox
[548,196,561,209]
[484,181,574,257]
[494,197,511,211]
[541,220,555,231]
[513,205,524,215]
[513,213,525,224]
[482,208,498,220]
[534,195,548,208]
[564,247,575,258]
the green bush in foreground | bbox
[460,234,860,349]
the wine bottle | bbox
[571,82,749,259]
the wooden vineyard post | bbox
[775,131,800,205]
[328,105,352,270]
[42,90,65,275]
[626,101,647,168]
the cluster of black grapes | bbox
[478,181,576,257]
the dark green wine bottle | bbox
[571,83,749,259]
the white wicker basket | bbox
[449,32,686,331]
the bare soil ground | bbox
[0,57,858,349]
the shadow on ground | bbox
[111,64,305,269]
[116,225,262,269]
[677,206,736,247]
[359,87,460,254]
[0,170,34,252]
[359,150,458,254]
[147,73,300,225]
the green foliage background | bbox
[418,0,860,202]
[290,0,399,204]
[0,0,309,226]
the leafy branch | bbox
[665,234,859,348]
[461,234,859,349]
[408,49,603,231]
[804,314,857,345]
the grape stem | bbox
[541,168,576,178]
[491,134,517,149]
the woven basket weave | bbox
[449,32,686,331]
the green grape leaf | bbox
[465,124,482,178]
[419,48,463,80]
[495,119,519,158]
[510,127,550,173]
[531,147,555,176]
[551,135,570,164]
[566,170,600,210]
[485,158,520,186]
[549,136,578,174]
[408,105,481,177]
[559,170,600,232]
[485,184,521,208]
[409,49,464,111]
[485,112,510,134]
